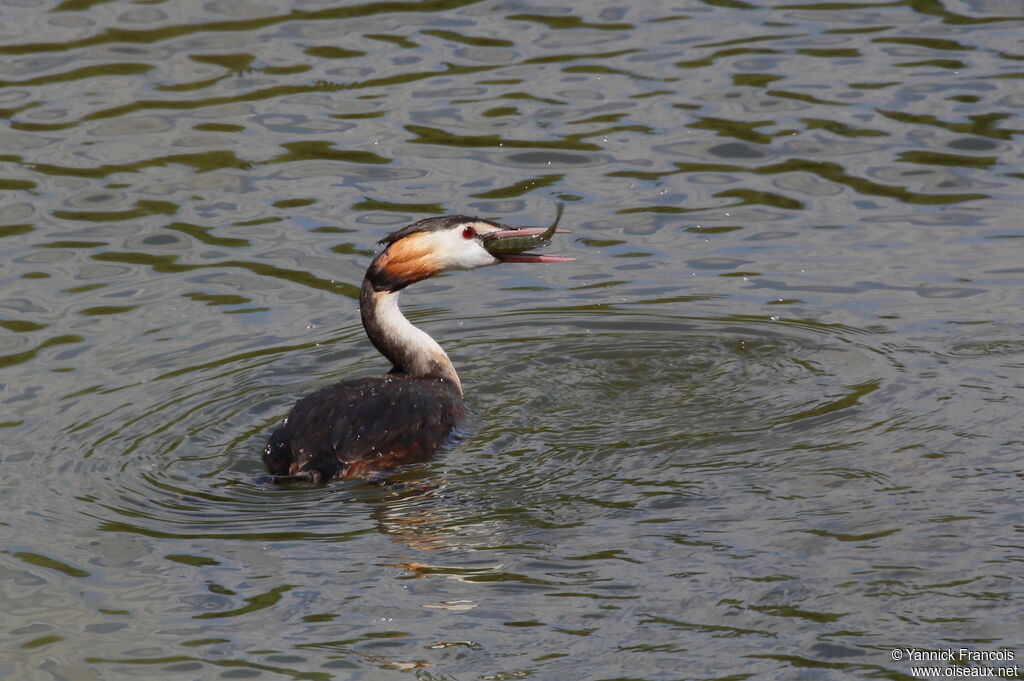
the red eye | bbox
[462,226,476,239]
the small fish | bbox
[483,203,566,256]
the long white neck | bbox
[359,279,461,392]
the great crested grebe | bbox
[263,213,572,484]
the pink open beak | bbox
[483,227,574,263]
[499,253,575,263]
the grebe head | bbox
[368,215,572,291]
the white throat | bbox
[364,288,461,393]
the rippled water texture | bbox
[2,0,1023,679]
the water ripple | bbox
[2,0,1023,678]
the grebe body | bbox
[263,214,570,484]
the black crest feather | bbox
[377,215,501,245]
